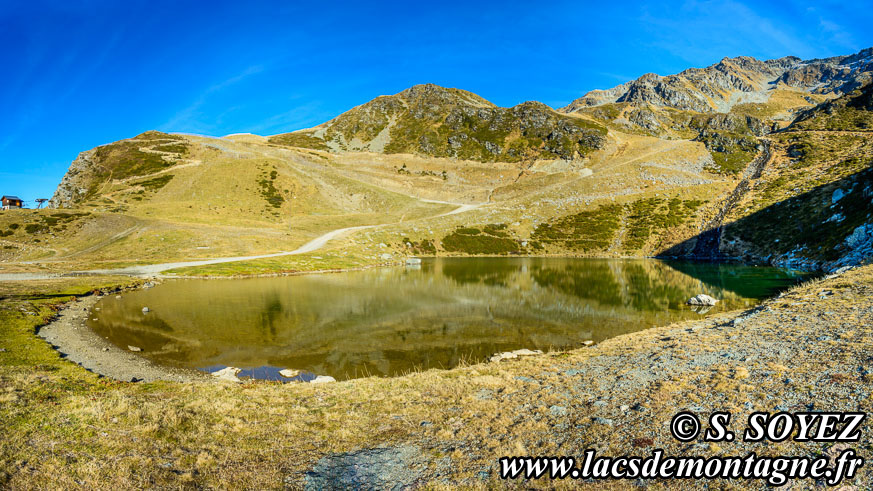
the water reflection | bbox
[89,258,811,380]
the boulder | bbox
[379,253,392,260]
[279,369,301,378]
[310,375,337,384]
[127,345,142,352]
[212,367,242,383]
[686,294,718,306]
[142,307,150,313]
[405,257,422,265]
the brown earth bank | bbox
[0,263,871,488]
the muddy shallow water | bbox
[88,258,811,380]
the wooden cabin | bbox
[1,196,23,209]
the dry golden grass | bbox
[2,265,873,487]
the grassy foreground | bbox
[1,266,873,488]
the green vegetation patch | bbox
[18,212,90,236]
[85,133,188,200]
[790,84,873,132]
[268,132,330,151]
[623,198,700,251]
[531,204,622,252]
[402,237,437,255]
[134,174,174,192]
[258,167,286,209]
[696,131,760,175]
[441,224,522,255]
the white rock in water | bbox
[142,307,150,313]
[686,294,718,306]
[127,345,142,352]
[310,375,336,384]
[279,369,300,378]
[405,257,422,265]
[212,367,241,383]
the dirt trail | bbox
[0,198,486,281]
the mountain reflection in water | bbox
[89,258,811,380]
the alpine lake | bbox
[87,258,813,381]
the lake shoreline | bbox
[10,261,872,487]
[36,257,818,384]
[38,294,207,383]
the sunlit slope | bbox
[6,61,872,273]
[269,84,607,162]
[4,133,456,266]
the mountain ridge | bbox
[560,48,873,114]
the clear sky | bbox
[2,0,871,204]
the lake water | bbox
[88,258,811,381]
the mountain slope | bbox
[269,84,607,162]
[561,48,873,114]
[3,51,872,274]
[662,83,873,270]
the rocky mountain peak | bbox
[560,48,872,114]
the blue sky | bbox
[2,0,871,204]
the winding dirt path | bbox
[0,199,486,281]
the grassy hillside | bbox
[4,80,872,276]
[269,84,607,163]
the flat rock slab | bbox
[304,445,426,490]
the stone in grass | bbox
[127,345,142,352]
[686,294,718,306]
[212,367,242,383]
[310,375,337,384]
[550,405,568,417]
[279,368,301,378]
[490,349,544,363]
[142,307,150,313]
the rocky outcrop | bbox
[561,48,873,114]
[48,150,98,209]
